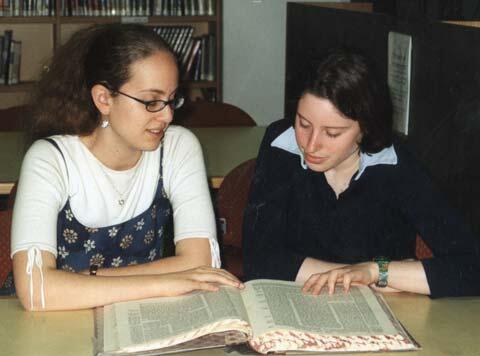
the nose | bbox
[155,105,174,125]
[304,129,322,153]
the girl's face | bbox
[294,93,363,173]
[107,50,179,153]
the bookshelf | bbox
[0,0,222,109]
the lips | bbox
[147,125,167,134]
[304,153,328,164]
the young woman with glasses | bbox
[11,24,243,311]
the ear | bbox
[91,84,113,115]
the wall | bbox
[222,0,347,126]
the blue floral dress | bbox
[49,139,174,272]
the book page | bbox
[105,287,250,352]
[242,280,399,337]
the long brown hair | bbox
[28,23,174,143]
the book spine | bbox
[207,33,215,81]
[0,36,5,85]
[2,30,13,85]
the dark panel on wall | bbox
[285,3,480,234]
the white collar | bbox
[271,126,397,180]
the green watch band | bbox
[374,257,390,288]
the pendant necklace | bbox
[98,156,142,206]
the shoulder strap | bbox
[160,145,164,177]
[43,138,69,179]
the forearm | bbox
[295,257,347,283]
[378,260,430,295]
[23,268,169,311]
[95,253,210,277]
[95,237,213,277]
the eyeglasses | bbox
[114,89,185,113]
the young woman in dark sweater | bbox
[242,48,480,298]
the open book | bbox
[94,279,419,355]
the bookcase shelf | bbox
[0,17,56,24]
[0,82,35,92]
[0,0,223,109]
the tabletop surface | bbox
[0,127,267,192]
[1,293,480,356]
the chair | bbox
[216,159,256,280]
[0,209,13,287]
[0,183,16,294]
[0,105,29,131]
[415,235,433,259]
[173,101,256,127]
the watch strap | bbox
[89,264,99,276]
[374,257,390,288]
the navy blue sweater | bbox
[243,119,480,298]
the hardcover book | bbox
[94,279,419,355]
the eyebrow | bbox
[139,87,178,96]
[296,112,351,129]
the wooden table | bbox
[0,127,266,195]
[1,293,479,356]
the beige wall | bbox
[222,0,347,126]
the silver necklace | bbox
[98,156,142,206]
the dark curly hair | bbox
[303,47,393,153]
[28,23,174,142]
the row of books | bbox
[153,25,216,81]
[0,0,215,16]
[0,30,22,86]
[0,0,55,16]
[62,0,216,17]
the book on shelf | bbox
[181,36,201,80]
[8,40,21,85]
[94,279,420,355]
[1,30,13,85]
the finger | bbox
[193,281,220,293]
[302,274,321,293]
[327,270,343,295]
[194,271,244,288]
[343,273,352,293]
[197,267,243,286]
[311,274,329,296]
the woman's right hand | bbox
[156,266,244,296]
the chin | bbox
[139,140,163,152]
[304,161,323,172]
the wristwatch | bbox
[373,257,390,288]
[89,264,99,276]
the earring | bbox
[101,120,109,128]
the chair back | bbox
[0,105,28,131]
[216,159,256,279]
[0,183,16,288]
[415,235,433,259]
[173,101,256,127]
[0,209,13,286]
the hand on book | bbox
[302,262,378,295]
[156,266,244,296]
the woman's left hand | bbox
[302,262,378,295]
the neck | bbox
[80,128,142,171]
[329,148,360,177]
